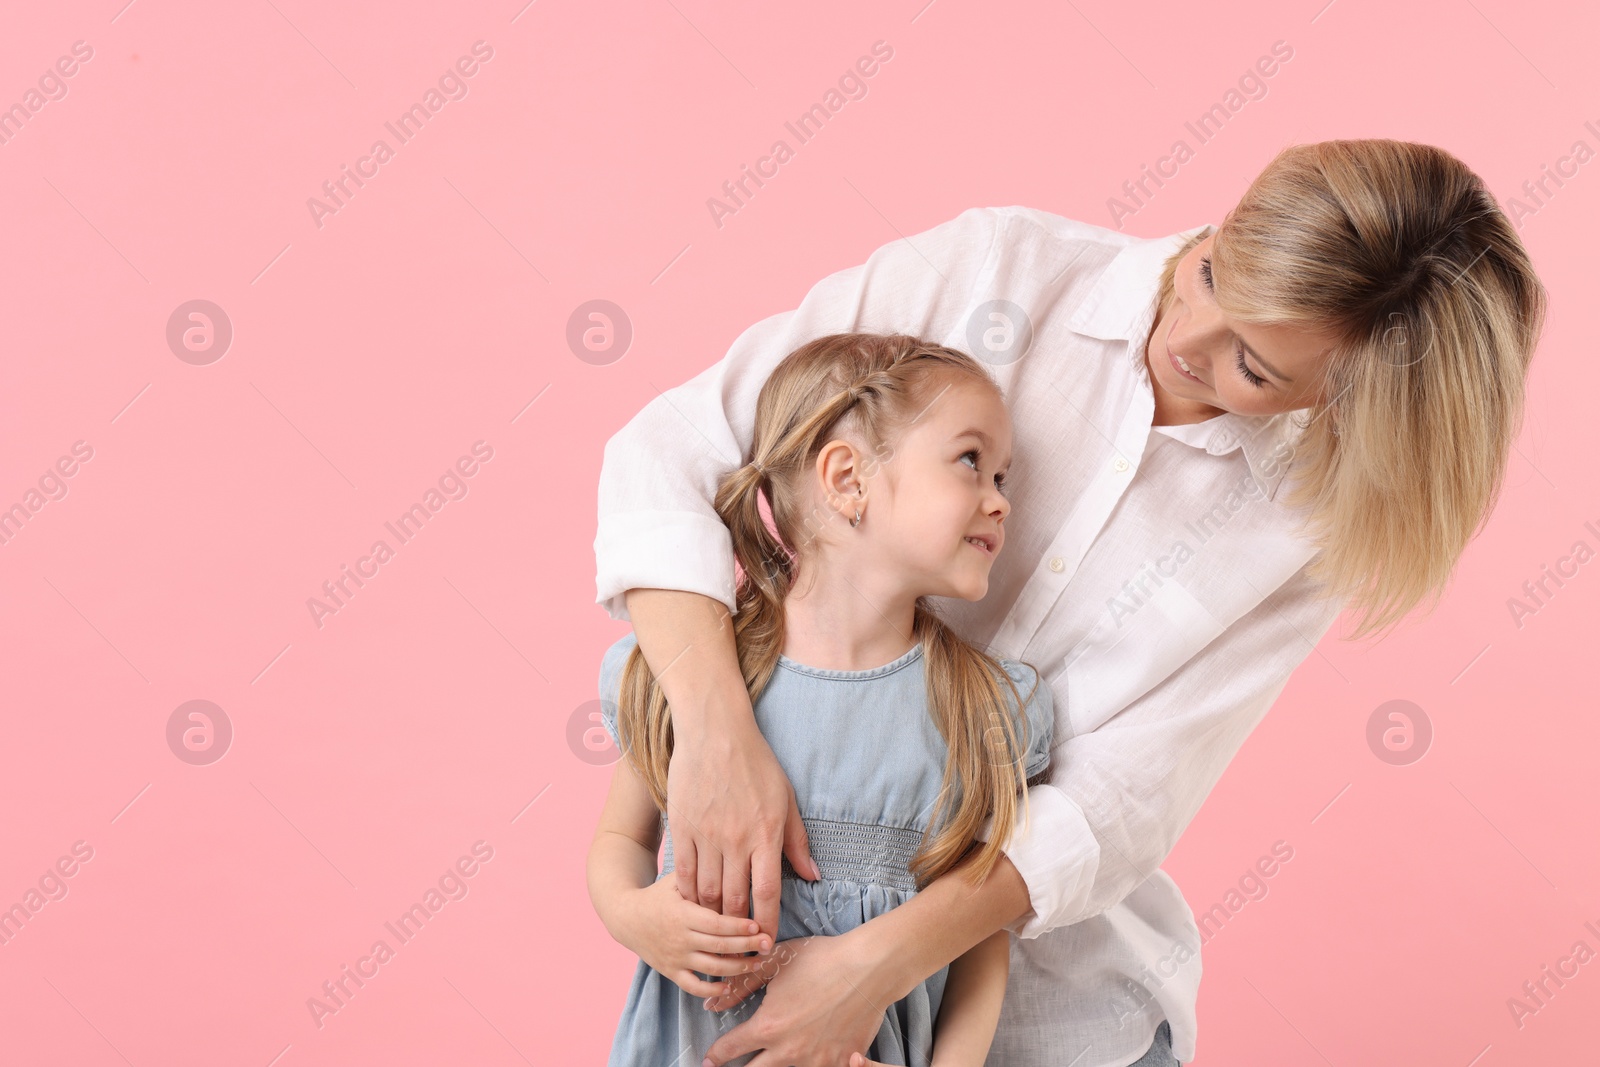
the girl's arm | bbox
[844,930,1010,1067]
[587,751,773,1000]
[928,930,1011,1067]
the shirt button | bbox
[1112,457,1129,473]
[1048,557,1065,573]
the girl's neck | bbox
[779,559,919,672]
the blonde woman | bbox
[592,140,1547,1067]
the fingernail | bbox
[809,859,822,879]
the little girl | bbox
[586,332,1055,1066]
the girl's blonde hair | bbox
[1156,139,1548,640]
[614,333,1051,889]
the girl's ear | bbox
[815,438,867,520]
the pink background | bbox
[1,0,1595,1063]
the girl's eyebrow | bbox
[952,428,1012,470]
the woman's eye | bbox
[1203,257,1268,389]
[1236,346,1268,389]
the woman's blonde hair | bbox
[1156,139,1548,640]
[614,333,1051,889]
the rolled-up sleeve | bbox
[594,207,1006,622]
[978,561,1345,938]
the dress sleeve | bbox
[595,632,639,750]
[977,560,1345,940]
[593,207,1008,622]
[998,658,1055,783]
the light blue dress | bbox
[596,630,1055,1067]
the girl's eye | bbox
[1201,256,1268,390]
[961,449,1009,494]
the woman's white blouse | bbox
[592,206,1346,1067]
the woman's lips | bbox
[1168,340,1206,385]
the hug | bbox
[586,139,1546,1067]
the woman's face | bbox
[1148,233,1341,420]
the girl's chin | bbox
[953,578,989,601]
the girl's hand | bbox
[847,1056,887,1067]
[618,876,773,999]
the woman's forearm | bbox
[623,588,752,734]
[865,850,1034,1004]
[622,587,816,932]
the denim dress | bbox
[596,630,1055,1067]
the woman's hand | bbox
[666,708,819,943]
[612,876,774,1000]
[700,930,899,1067]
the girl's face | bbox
[1149,232,1342,419]
[850,376,1013,603]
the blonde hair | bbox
[1156,139,1548,640]
[614,333,1051,889]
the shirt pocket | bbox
[1061,579,1223,739]
[1058,529,1321,739]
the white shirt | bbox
[593,205,1345,1067]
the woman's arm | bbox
[587,752,772,999]
[701,571,1343,1065]
[700,847,1032,1067]
[624,588,820,948]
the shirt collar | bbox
[1065,223,1300,502]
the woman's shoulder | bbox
[987,205,1135,245]
[982,205,1210,258]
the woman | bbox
[591,140,1546,1066]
